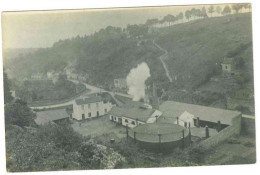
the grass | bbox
[204,135,256,165]
[156,13,253,89]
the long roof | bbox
[35,109,69,125]
[75,96,102,105]
[159,101,241,125]
[109,106,155,122]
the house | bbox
[72,96,113,120]
[35,108,69,125]
[109,105,162,128]
[31,73,45,80]
[221,57,235,75]
[114,78,127,89]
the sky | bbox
[2,4,230,49]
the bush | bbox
[227,138,241,144]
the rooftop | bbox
[159,101,241,125]
[222,57,234,64]
[109,106,155,122]
[75,96,102,105]
[35,109,69,125]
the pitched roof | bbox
[75,96,102,105]
[222,57,234,64]
[35,109,69,125]
[159,101,241,125]
[109,106,155,122]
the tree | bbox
[222,5,231,15]
[232,4,243,14]
[208,5,215,17]
[185,10,192,21]
[178,12,184,23]
[5,99,36,127]
[201,7,208,18]
[4,72,13,104]
[190,8,197,20]
[216,6,222,15]
[163,14,175,26]
[145,18,159,27]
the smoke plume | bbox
[126,62,151,101]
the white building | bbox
[72,96,113,120]
[109,105,162,128]
[174,111,195,128]
[114,78,127,89]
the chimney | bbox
[151,82,159,110]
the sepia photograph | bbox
[1,1,256,173]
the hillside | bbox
[3,13,253,92]
[155,13,253,89]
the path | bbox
[30,79,132,110]
[153,40,173,82]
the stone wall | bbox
[199,114,242,149]
[241,115,255,136]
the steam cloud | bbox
[126,62,151,101]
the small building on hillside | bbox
[221,57,235,75]
[35,108,70,125]
[109,105,162,128]
[31,73,45,80]
[114,79,127,89]
[72,96,113,120]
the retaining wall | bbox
[199,114,242,149]
[241,115,255,136]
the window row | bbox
[81,103,101,110]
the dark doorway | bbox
[82,114,85,120]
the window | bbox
[88,104,91,109]
[225,65,228,70]
[125,119,128,123]
[131,121,136,125]
[97,111,99,117]
[82,114,85,120]
[88,112,91,117]
[105,109,107,114]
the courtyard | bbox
[71,115,127,141]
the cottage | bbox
[221,57,235,75]
[109,105,162,128]
[114,78,127,89]
[72,96,113,120]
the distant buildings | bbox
[221,57,235,75]
[114,78,127,89]
[31,73,45,80]
[72,96,113,120]
[65,66,89,82]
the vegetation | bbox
[16,75,86,104]
[4,72,13,104]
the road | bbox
[153,40,173,82]
[30,79,132,110]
